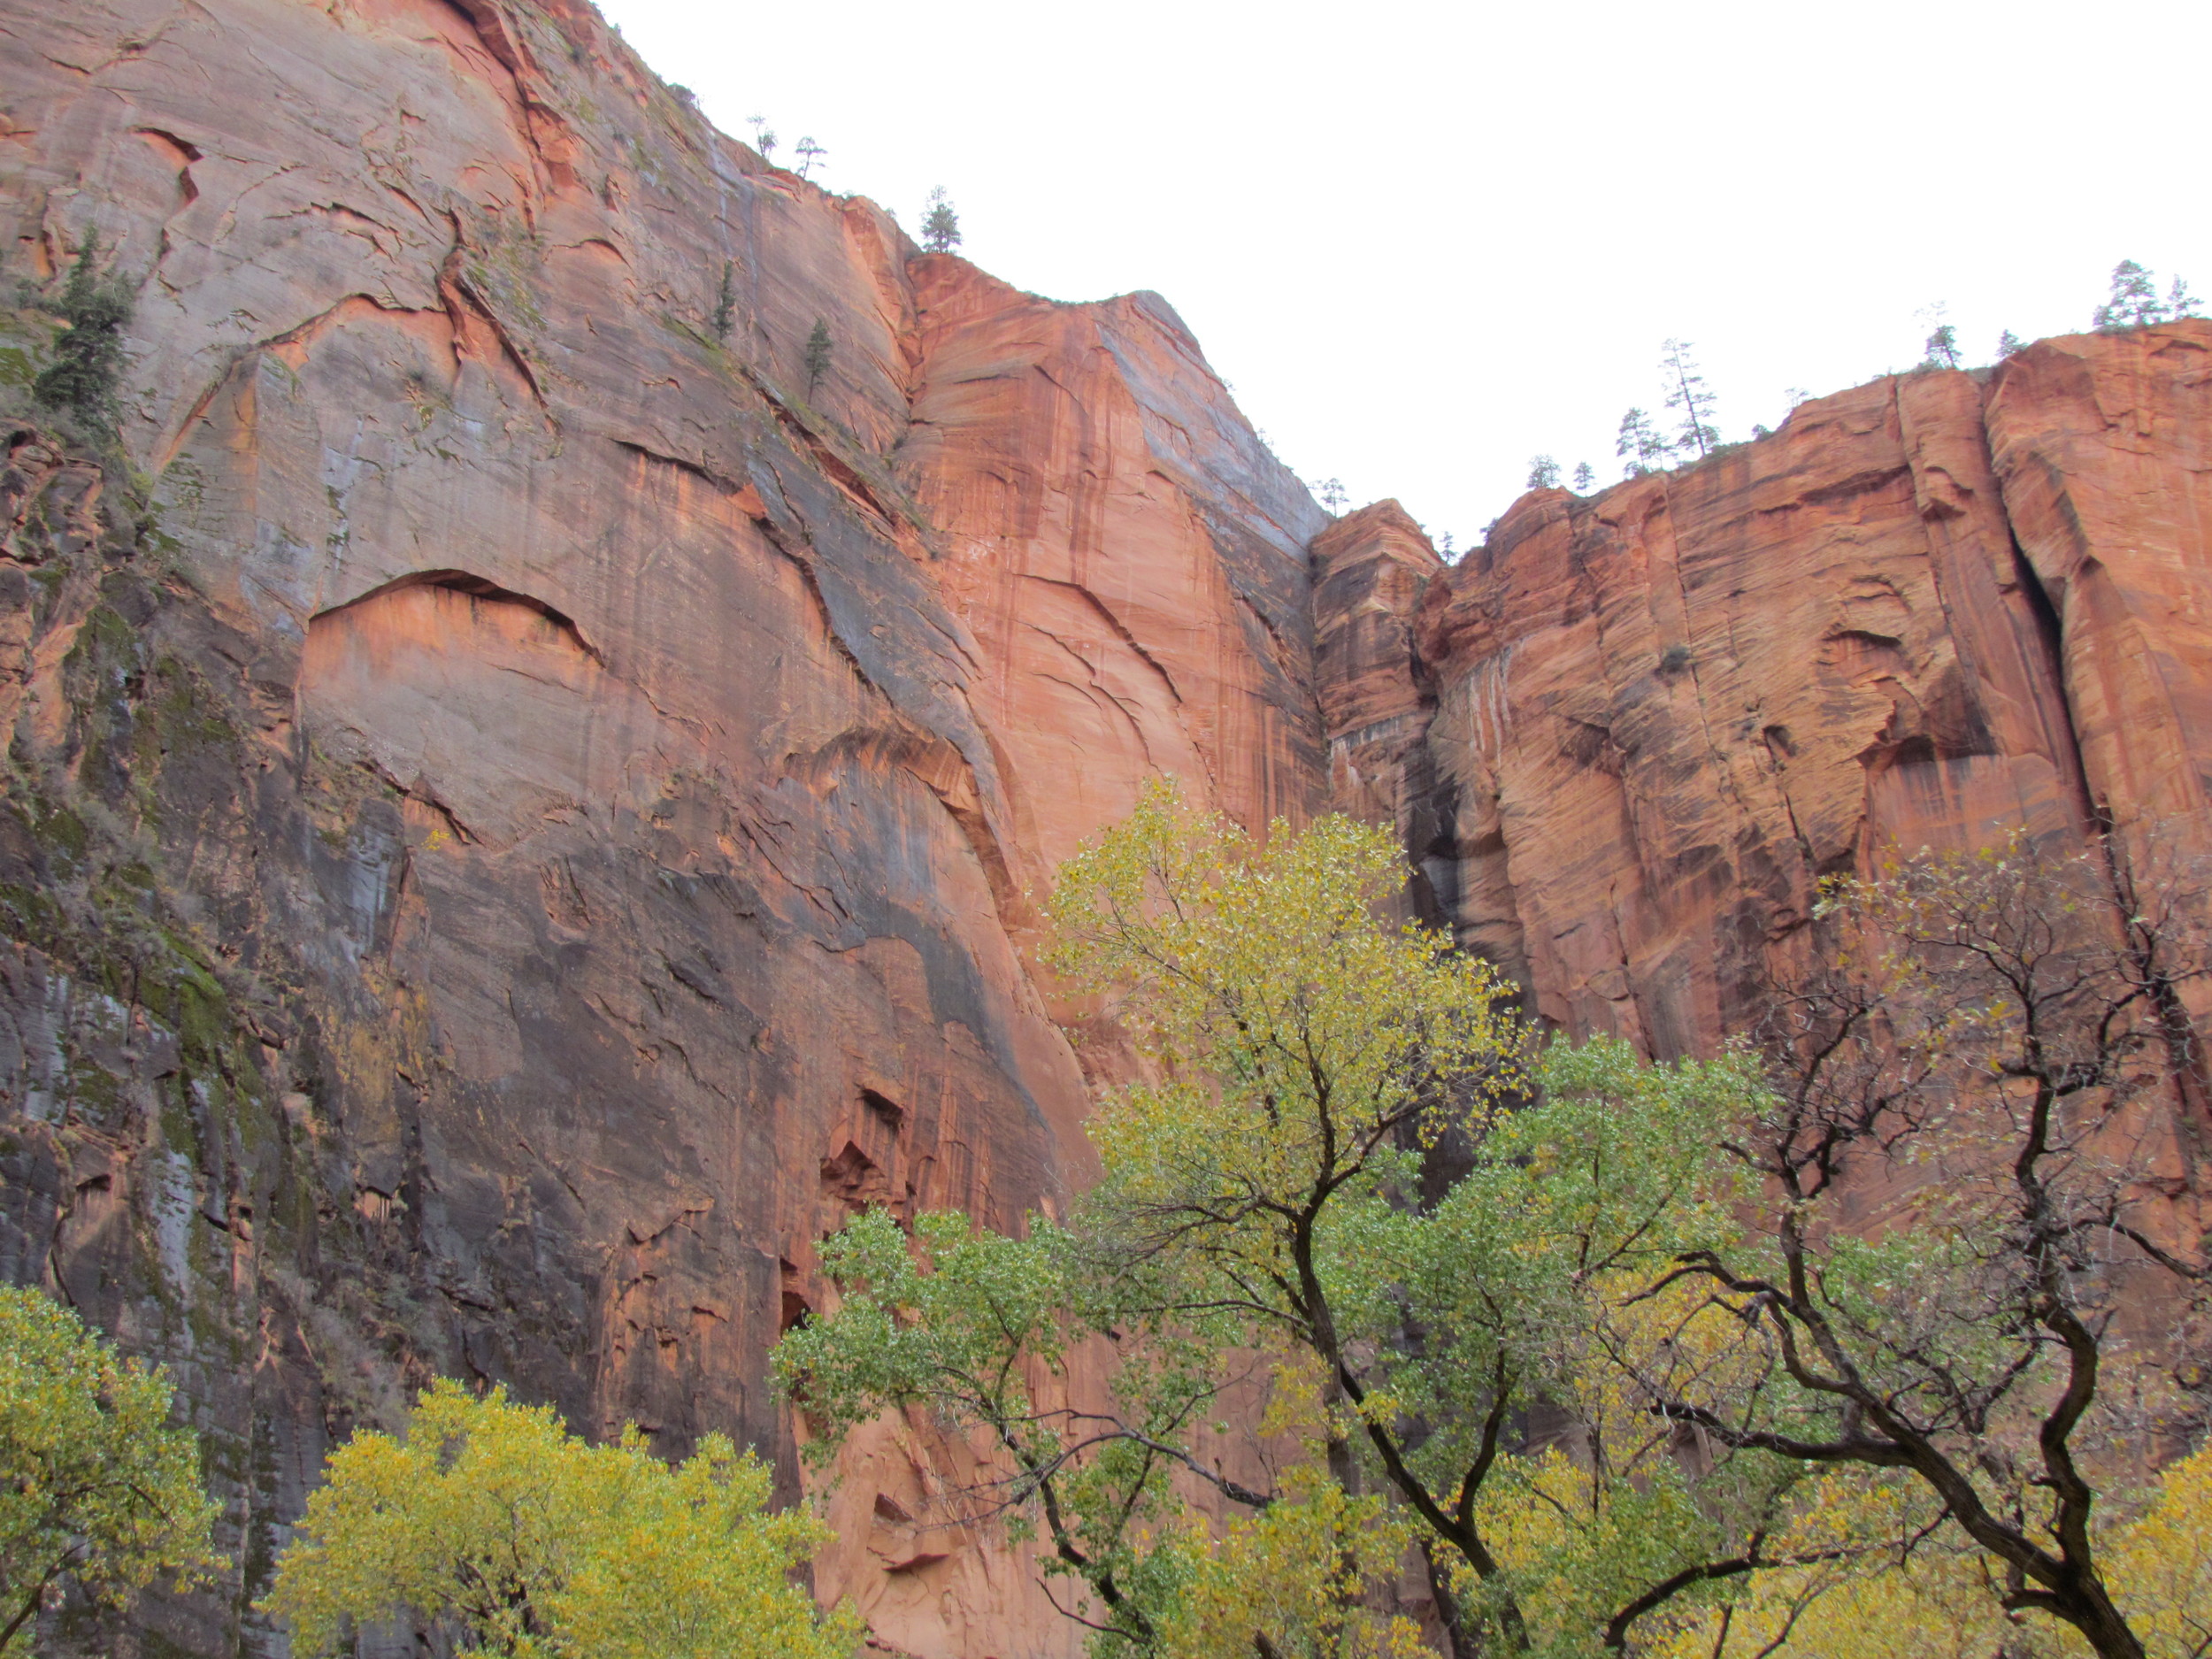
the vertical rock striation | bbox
[1403,325,2210,1060]
[897,255,1325,897]
[1984,325,2212,875]
[0,0,1320,1652]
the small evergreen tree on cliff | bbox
[32,233,134,430]
[744,115,777,165]
[922,187,961,253]
[1913,302,1960,370]
[2092,258,2185,331]
[2170,273,2205,319]
[1997,328,2024,360]
[1661,337,1718,458]
[1316,476,1347,511]
[2094,259,2154,329]
[1525,454,1561,489]
[793,135,826,181]
[1571,460,1595,491]
[710,260,735,340]
[803,318,833,396]
[1616,405,1668,476]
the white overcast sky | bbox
[598,0,2212,550]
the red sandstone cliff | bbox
[4,0,2211,1651]
[0,0,1319,1652]
[1404,325,2210,1059]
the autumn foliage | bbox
[263,1379,856,1659]
[779,791,2212,1659]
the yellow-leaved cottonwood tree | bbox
[264,1379,857,1659]
[0,1282,220,1651]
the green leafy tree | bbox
[803,318,833,396]
[794,135,826,180]
[744,115,777,165]
[2170,275,2205,320]
[1616,406,1669,476]
[0,1284,220,1651]
[779,788,1863,1657]
[1660,338,1718,458]
[31,233,134,428]
[264,1379,856,1659]
[922,186,962,253]
[1571,461,1595,491]
[1526,455,1561,489]
[1317,476,1348,512]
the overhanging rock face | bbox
[4,0,2211,1651]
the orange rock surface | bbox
[1410,331,2212,1055]
[1984,323,2212,879]
[0,0,1319,1653]
[1308,500,1461,924]
[901,256,1325,895]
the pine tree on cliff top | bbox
[1616,406,1668,477]
[2094,259,2158,329]
[1525,454,1561,489]
[1914,301,1959,370]
[922,187,961,253]
[1660,337,1718,459]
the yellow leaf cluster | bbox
[0,1285,220,1650]
[263,1379,856,1659]
[1048,781,1522,1261]
[1644,1444,2212,1659]
[1157,1465,1436,1659]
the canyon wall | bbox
[0,0,1317,1651]
[2,0,2209,1651]
[1405,322,2212,1057]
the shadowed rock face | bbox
[3,0,2210,1651]
[0,0,1318,1651]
